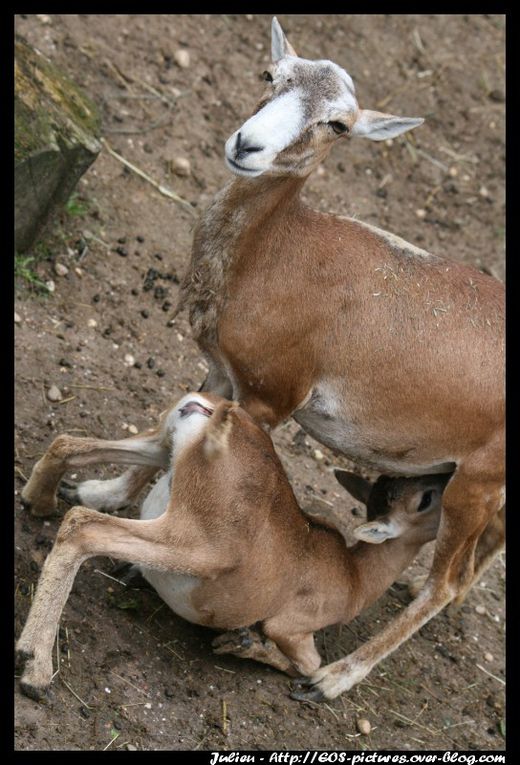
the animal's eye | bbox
[329,121,349,135]
[262,70,273,83]
[417,490,434,512]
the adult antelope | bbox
[23,17,504,701]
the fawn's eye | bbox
[417,490,434,512]
[329,121,349,135]
[262,70,273,83]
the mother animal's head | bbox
[225,17,424,178]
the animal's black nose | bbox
[234,132,263,161]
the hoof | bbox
[212,628,254,654]
[58,480,80,505]
[19,679,49,702]
[289,677,326,703]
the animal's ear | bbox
[271,17,298,62]
[334,469,372,505]
[354,518,401,544]
[351,109,424,141]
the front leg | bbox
[212,628,298,676]
[21,432,168,517]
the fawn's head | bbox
[225,17,423,179]
[335,470,452,545]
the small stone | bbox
[14,312,22,324]
[128,425,138,435]
[74,267,83,277]
[46,280,56,293]
[449,166,458,177]
[171,157,191,177]
[141,309,149,319]
[475,604,486,615]
[415,208,426,219]
[47,384,63,402]
[121,423,128,430]
[356,718,371,735]
[488,89,505,103]
[246,14,253,20]
[87,319,98,328]
[314,449,324,461]
[37,14,52,23]
[484,651,494,662]
[126,744,138,751]
[54,262,69,277]
[479,186,490,198]
[174,49,190,68]
[316,165,326,177]
[124,353,136,367]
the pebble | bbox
[54,262,69,277]
[141,309,149,319]
[489,89,505,103]
[47,384,63,402]
[174,49,190,68]
[475,604,486,615]
[415,208,427,219]
[171,157,191,177]
[128,425,139,435]
[356,718,371,736]
[124,353,136,367]
[484,651,494,662]
[46,280,56,293]
[449,166,458,177]
[479,186,490,198]
[126,744,138,751]
[314,449,324,461]
[15,312,21,324]
[87,319,98,328]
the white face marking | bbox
[165,393,214,462]
[225,90,304,176]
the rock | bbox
[15,312,22,324]
[126,744,138,751]
[128,425,139,435]
[415,208,426,219]
[47,384,62,402]
[356,718,371,735]
[15,38,101,252]
[46,279,56,293]
[87,318,98,328]
[174,49,190,68]
[314,449,324,461]
[124,353,136,367]
[54,262,69,276]
[475,604,486,615]
[171,157,191,177]
[484,651,494,662]
[489,89,505,103]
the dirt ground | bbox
[14,14,505,752]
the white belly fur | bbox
[138,472,205,625]
[294,382,455,476]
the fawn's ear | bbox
[203,401,239,459]
[353,518,401,544]
[271,17,298,62]
[351,109,424,141]
[334,469,372,505]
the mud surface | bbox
[14,14,505,751]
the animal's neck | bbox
[178,172,308,344]
[341,536,422,621]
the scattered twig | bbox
[15,465,29,482]
[104,111,174,136]
[214,665,236,674]
[101,138,197,217]
[93,568,128,587]
[58,396,77,406]
[476,663,505,685]
[61,676,93,709]
[103,731,121,751]
[416,148,449,173]
[110,670,150,697]
[222,699,229,736]
[389,708,440,735]
[69,384,115,391]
